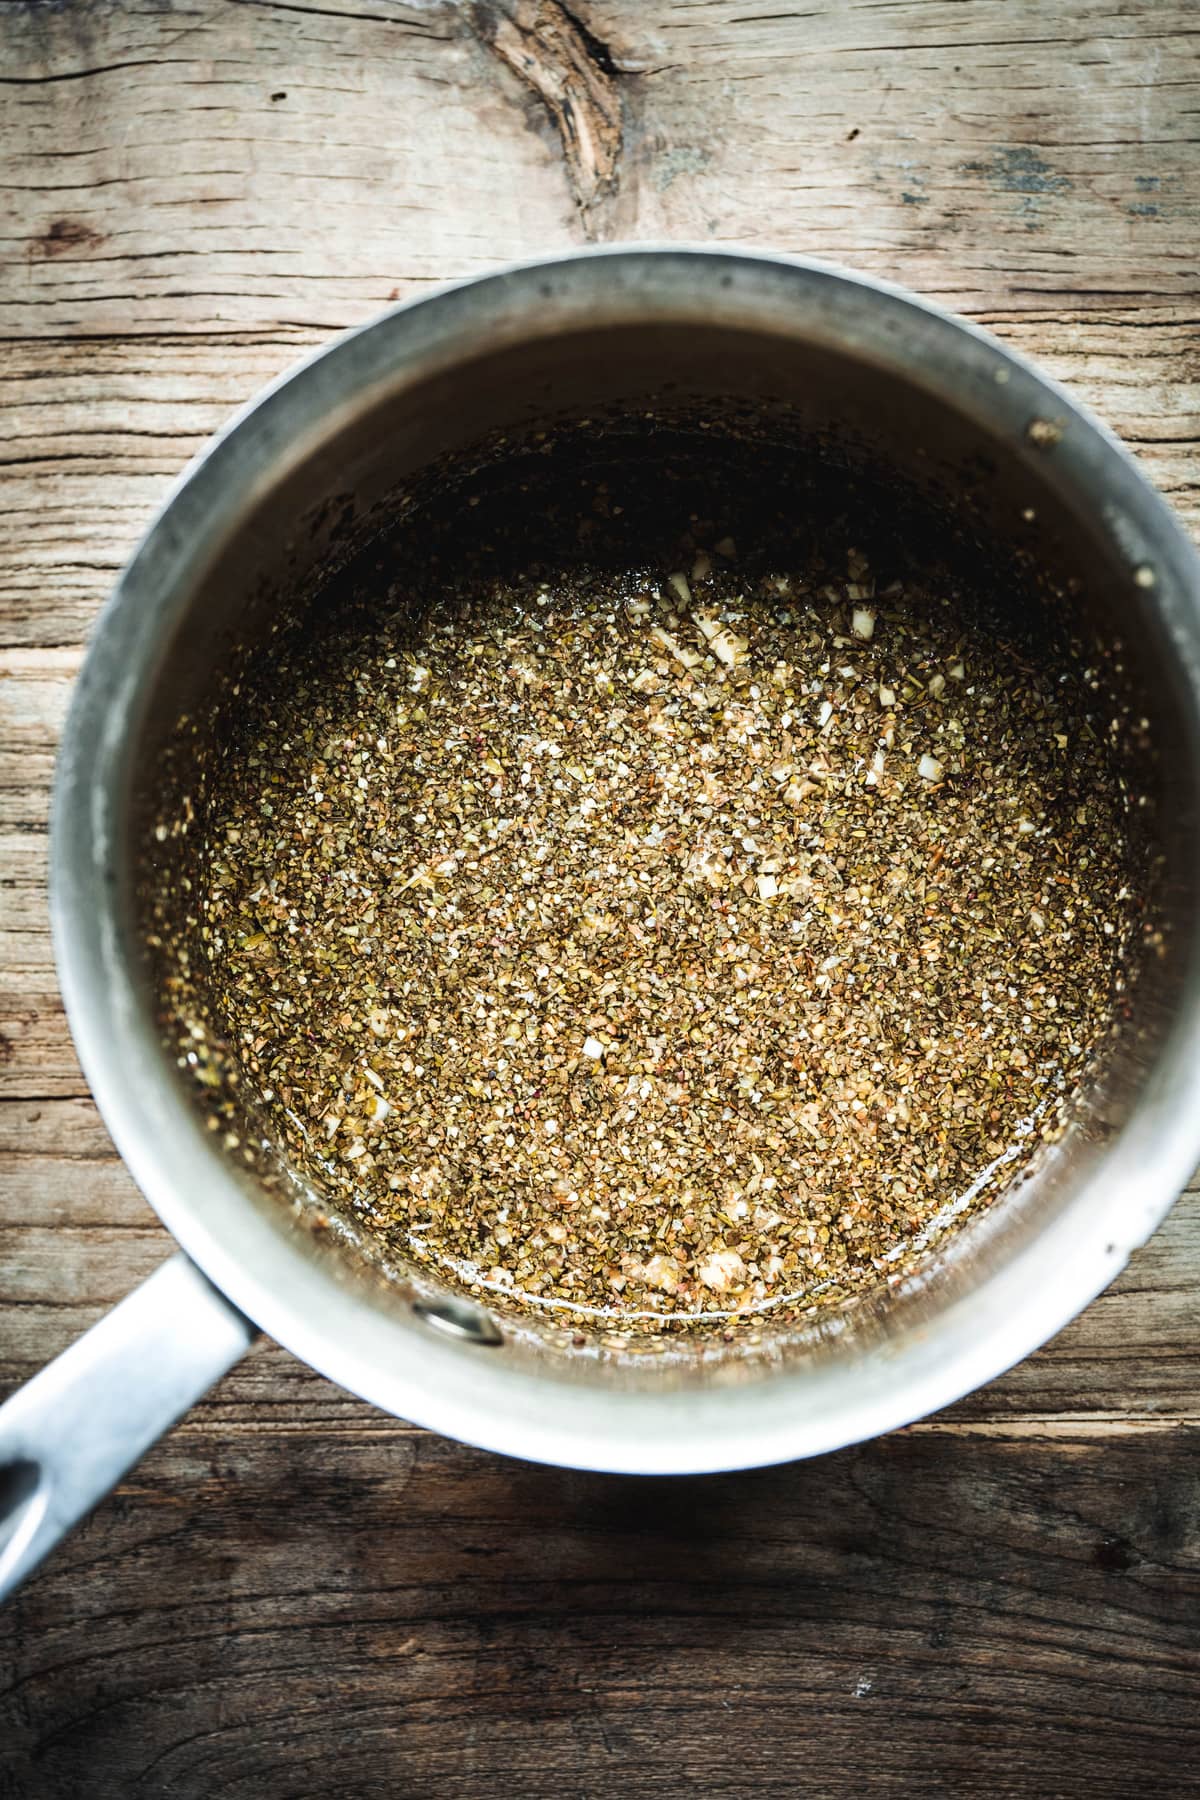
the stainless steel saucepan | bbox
[3,248,1199,1599]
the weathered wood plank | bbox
[1,0,572,337]
[3,0,1197,332]
[1,4,1198,1787]
[0,1426,1197,1798]
[0,338,315,645]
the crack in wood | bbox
[468,0,622,231]
[231,0,456,34]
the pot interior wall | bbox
[126,314,1200,1377]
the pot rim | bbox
[50,245,1200,1472]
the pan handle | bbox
[0,1253,257,1601]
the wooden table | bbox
[2,3,1198,1793]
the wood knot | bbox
[31,217,104,259]
[470,0,622,231]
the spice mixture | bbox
[146,440,1145,1334]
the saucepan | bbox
[3,248,1200,1600]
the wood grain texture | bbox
[1,0,1198,1791]
[2,1428,1199,1798]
